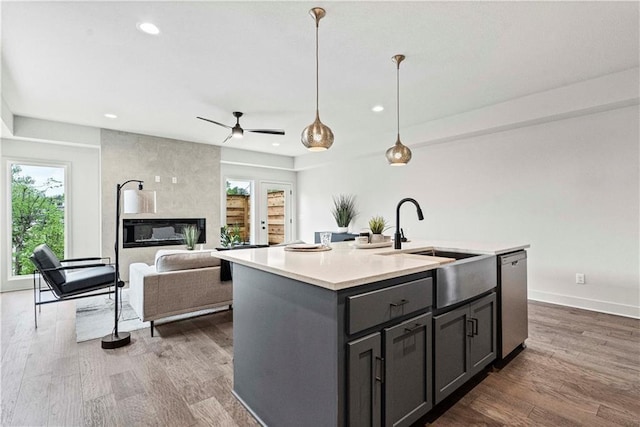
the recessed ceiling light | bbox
[272,142,281,147]
[372,105,384,113]
[104,113,117,119]
[137,22,160,35]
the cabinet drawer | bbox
[347,278,432,335]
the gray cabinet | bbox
[347,332,382,427]
[469,294,497,375]
[346,278,433,427]
[384,313,432,427]
[434,292,496,404]
[347,313,433,427]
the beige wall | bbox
[101,129,220,281]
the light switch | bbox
[155,176,161,183]
[172,177,177,184]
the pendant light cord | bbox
[396,61,400,139]
[315,22,319,113]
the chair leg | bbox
[150,320,154,337]
[33,273,38,328]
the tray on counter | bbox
[284,243,332,252]
[350,241,393,249]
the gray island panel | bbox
[233,264,340,427]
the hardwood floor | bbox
[1,290,638,426]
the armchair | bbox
[30,243,117,328]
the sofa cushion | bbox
[155,250,220,273]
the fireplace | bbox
[122,218,206,248]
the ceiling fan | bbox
[197,111,285,143]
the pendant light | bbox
[301,7,334,152]
[385,54,412,166]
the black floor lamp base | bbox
[101,331,131,349]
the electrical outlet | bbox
[576,273,585,284]
[172,177,177,184]
[155,176,160,183]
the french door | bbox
[259,182,293,245]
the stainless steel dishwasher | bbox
[498,251,528,360]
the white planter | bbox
[336,227,349,233]
[370,233,385,243]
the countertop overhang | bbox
[213,240,529,291]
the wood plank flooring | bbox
[1,290,638,426]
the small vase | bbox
[370,234,384,243]
[336,227,348,233]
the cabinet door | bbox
[433,305,470,404]
[347,332,382,427]
[469,293,497,376]
[384,313,432,427]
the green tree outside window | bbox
[11,164,65,276]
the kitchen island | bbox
[214,240,529,427]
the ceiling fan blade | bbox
[221,133,233,144]
[245,129,286,135]
[197,116,231,129]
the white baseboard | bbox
[529,290,640,319]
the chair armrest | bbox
[42,263,110,272]
[60,256,111,263]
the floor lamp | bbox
[102,180,156,349]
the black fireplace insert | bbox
[123,218,206,248]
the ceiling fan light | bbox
[232,127,244,138]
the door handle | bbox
[374,356,384,383]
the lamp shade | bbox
[123,189,156,214]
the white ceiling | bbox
[2,1,638,158]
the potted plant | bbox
[331,194,358,233]
[220,224,242,248]
[368,215,390,243]
[183,225,200,250]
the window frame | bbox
[6,158,70,280]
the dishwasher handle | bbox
[500,251,527,266]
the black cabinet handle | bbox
[467,319,474,337]
[472,318,478,336]
[375,356,384,383]
[390,299,408,307]
[404,323,423,334]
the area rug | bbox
[75,289,148,343]
[75,290,228,342]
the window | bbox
[10,163,66,277]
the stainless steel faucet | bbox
[394,198,424,249]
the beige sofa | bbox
[129,249,232,336]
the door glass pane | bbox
[260,182,291,246]
[11,163,65,276]
[267,189,285,245]
[225,179,251,245]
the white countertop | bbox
[213,240,529,291]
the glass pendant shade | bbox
[386,137,412,166]
[302,111,334,151]
[302,7,333,151]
